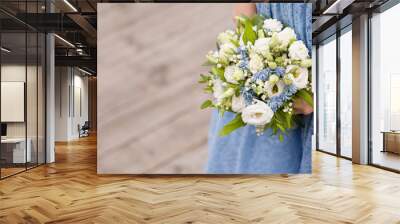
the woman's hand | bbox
[233,3,256,23]
[293,98,313,115]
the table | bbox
[1,138,32,163]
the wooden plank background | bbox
[97,3,234,174]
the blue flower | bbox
[252,68,271,81]
[242,88,255,105]
[238,60,249,70]
[274,67,286,77]
[267,85,298,112]
[236,46,250,70]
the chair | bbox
[79,121,90,138]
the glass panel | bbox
[340,28,352,158]
[1,31,27,177]
[27,31,38,169]
[26,0,39,169]
[38,32,45,165]
[317,37,337,154]
[371,4,400,171]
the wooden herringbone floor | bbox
[1,135,400,224]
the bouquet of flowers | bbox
[199,15,313,141]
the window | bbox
[370,2,400,171]
[0,1,47,179]
[317,36,337,154]
[339,28,352,158]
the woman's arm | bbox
[233,3,256,22]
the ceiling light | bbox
[63,0,78,12]
[78,67,93,76]
[1,47,11,53]
[54,34,75,48]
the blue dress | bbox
[206,3,313,174]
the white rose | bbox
[253,38,270,56]
[212,79,225,103]
[286,65,308,89]
[249,54,264,74]
[263,19,283,32]
[241,100,274,126]
[264,80,285,98]
[293,68,309,89]
[231,94,246,113]
[277,27,296,47]
[217,30,237,45]
[224,66,236,84]
[288,41,309,60]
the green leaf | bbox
[242,19,256,45]
[219,114,246,137]
[251,15,265,29]
[279,134,284,142]
[284,111,292,129]
[296,89,314,107]
[200,100,213,109]
[211,66,225,81]
[203,86,213,93]
[198,74,209,83]
[276,123,286,134]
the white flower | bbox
[277,27,297,47]
[217,30,237,45]
[288,41,309,60]
[212,79,225,103]
[220,43,236,55]
[295,69,309,89]
[233,67,245,81]
[263,19,283,32]
[224,66,245,84]
[264,80,285,98]
[222,88,235,98]
[283,73,294,85]
[224,66,236,84]
[253,38,270,56]
[206,51,219,64]
[219,43,237,63]
[286,65,309,89]
[249,54,264,74]
[268,74,279,84]
[231,94,246,113]
[241,100,274,126]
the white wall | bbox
[1,65,37,138]
[55,67,89,141]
